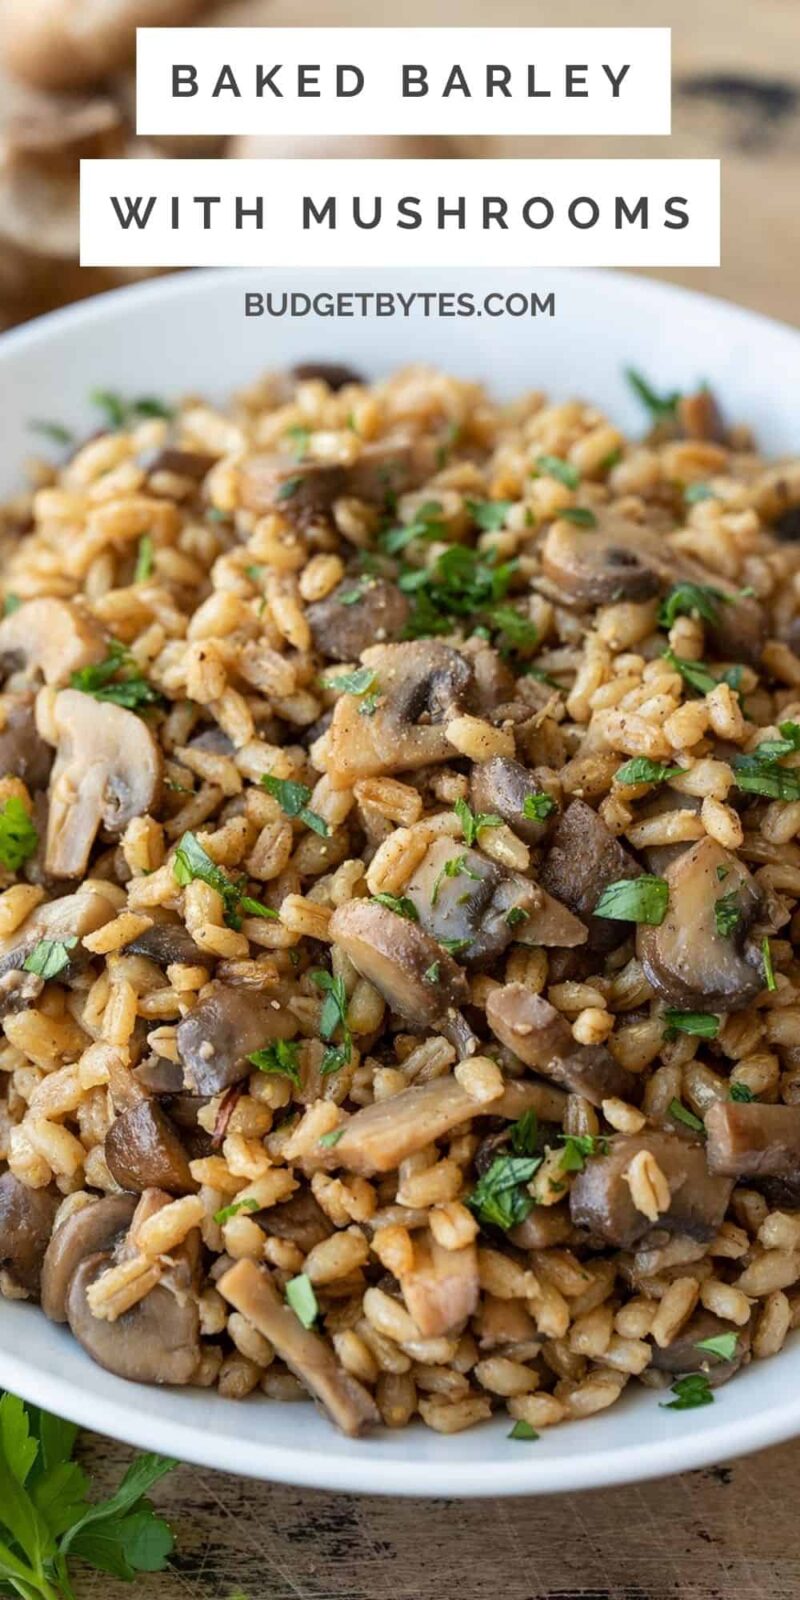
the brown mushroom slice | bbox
[262,1191,334,1254]
[541,516,661,606]
[133,1056,185,1095]
[485,985,632,1107]
[648,1309,749,1389]
[509,1204,576,1251]
[0,598,106,686]
[705,1101,800,1179]
[105,1100,196,1197]
[67,1251,201,1385]
[218,1259,379,1437]
[307,576,410,662]
[41,1193,137,1323]
[0,1,207,93]
[137,445,217,482]
[516,891,588,949]
[637,837,763,1010]
[540,799,643,953]
[322,640,472,787]
[122,918,204,970]
[399,1230,479,1338]
[0,695,52,788]
[318,1078,498,1178]
[239,435,435,521]
[0,1173,58,1299]
[328,899,469,1028]
[291,361,364,390]
[404,838,540,967]
[469,757,558,846]
[569,1132,733,1249]
[676,388,726,444]
[176,982,296,1095]
[44,690,161,877]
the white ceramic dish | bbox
[2,266,800,1495]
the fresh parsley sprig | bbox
[70,641,162,713]
[172,831,277,930]
[0,798,38,874]
[261,774,329,838]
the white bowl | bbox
[2,267,800,1495]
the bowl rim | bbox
[2,265,800,1495]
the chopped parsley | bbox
[762,936,777,992]
[358,691,381,717]
[172,830,277,930]
[729,1081,755,1103]
[730,727,800,801]
[371,892,418,921]
[91,390,173,430]
[285,1273,318,1329]
[440,936,472,956]
[28,418,73,446]
[319,1126,346,1148]
[594,876,668,926]
[0,797,38,873]
[286,425,311,459]
[430,853,481,907]
[261,773,329,838]
[714,892,741,939]
[663,647,742,699]
[558,1134,609,1173]
[660,1373,714,1410]
[523,792,557,822]
[455,796,501,846]
[489,604,538,653]
[310,969,352,1074]
[23,937,77,981]
[381,500,445,556]
[401,544,517,637]
[214,1196,259,1226]
[663,1010,720,1040]
[685,482,715,504]
[275,475,305,502]
[505,906,529,930]
[668,1098,705,1134]
[508,1420,539,1441]
[466,498,514,532]
[534,454,580,489]
[247,1039,301,1088]
[467,1152,541,1232]
[2,594,21,616]
[559,507,597,528]
[625,368,680,421]
[423,962,440,984]
[659,582,725,629]
[322,666,377,698]
[510,1110,539,1155]
[134,534,154,584]
[70,640,162,712]
[695,1331,738,1361]
[614,757,682,787]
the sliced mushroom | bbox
[705,1101,800,1179]
[0,1173,58,1298]
[41,1193,137,1323]
[67,1251,201,1384]
[404,838,540,967]
[637,837,763,1010]
[328,899,469,1030]
[261,1190,334,1254]
[676,387,726,444]
[649,1309,749,1389]
[515,890,589,949]
[317,1077,497,1178]
[137,445,216,482]
[0,881,119,1009]
[398,1230,479,1338]
[541,515,661,605]
[569,1132,733,1249]
[122,917,203,970]
[0,598,106,686]
[0,1,208,92]
[44,690,161,877]
[485,985,633,1107]
[176,981,296,1095]
[509,1204,576,1251]
[218,1259,379,1437]
[322,640,472,787]
[238,436,436,522]
[470,756,559,846]
[133,1055,186,1095]
[307,575,410,662]
[0,694,52,788]
[540,799,643,952]
[291,361,364,390]
[105,1100,196,1196]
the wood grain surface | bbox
[21,1,800,1592]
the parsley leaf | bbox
[663,1010,720,1040]
[247,1039,301,1088]
[594,876,668,925]
[29,419,73,447]
[489,604,538,653]
[275,475,305,502]
[467,1153,541,1232]
[318,1126,345,1148]
[659,582,725,629]
[534,454,580,489]
[440,936,472,956]
[762,936,777,992]
[381,500,445,556]
[322,667,377,697]
[668,1098,705,1134]
[214,1196,260,1226]
[91,391,173,431]
[559,1134,609,1173]
[466,499,514,532]
[371,893,418,921]
[134,535,154,584]
[559,507,597,528]
[172,831,276,930]
[286,425,311,459]
[508,1420,539,1440]
[626,368,680,421]
[714,892,741,938]
[261,773,329,838]
[2,594,21,616]
[729,1081,755,1103]
[23,937,77,981]
[614,756,682,786]
[0,798,38,873]
[695,1331,738,1361]
[510,1109,539,1155]
[663,647,742,700]
[430,853,481,907]
[423,962,440,984]
[685,482,715,504]
[731,746,800,802]
[454,796,501,846]
[523,792,557,823]
[70,640,162,712]
[401,544,517,637]
[660,1373,714,1410]
[285,1273,318,1328]
[310,969,352,1073]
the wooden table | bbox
[28,0,800,1590]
